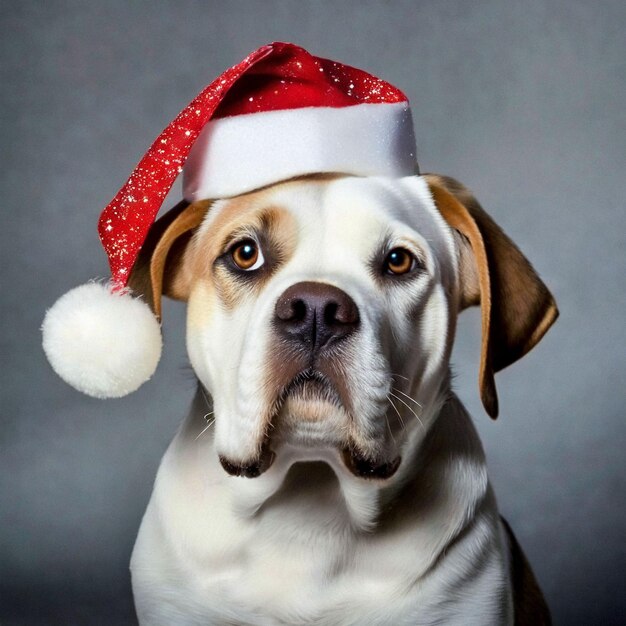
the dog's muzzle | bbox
[217,282,400,480]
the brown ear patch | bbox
[150,201,211,314]
[128,200,210,319]
[425,174,558,418]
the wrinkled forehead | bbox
[200,175,456,275]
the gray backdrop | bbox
[1,1,624,624]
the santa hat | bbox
[42,41,419,399]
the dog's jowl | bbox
[42,43,557,625]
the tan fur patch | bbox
[186,279,217,331]
[151,201,211,315]
[184,190,299,311]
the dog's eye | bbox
[384,248,416,275]
[231,239,264,271]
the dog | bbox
[127,172,557,625]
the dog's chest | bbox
[134,477,508,626]
[133,456,418,624]
[203,514,370,619]
[196,534,397,624]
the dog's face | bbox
[135,174,557,483]
[183,175,457,478]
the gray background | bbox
[1,1,624,624]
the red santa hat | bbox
[42,42,418,398]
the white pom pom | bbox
[42,282,162,398]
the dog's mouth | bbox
[218,369,401,481]
[280,369,342,407]
[271,369,347,443]
[219,445,401,481]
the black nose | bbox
[274,281,360,352]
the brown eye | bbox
[384,248,416,275]
[231,239,263,271]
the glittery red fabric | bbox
[97,42,408,287]
[214,44,406,118]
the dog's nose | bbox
[274,281,360,351]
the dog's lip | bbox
[279,369,342,406]
[219,447,276,478]
[223,372,401,481]
[341,447,401,480]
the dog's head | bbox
[130,174,557,481]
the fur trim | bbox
[42,282,162,398]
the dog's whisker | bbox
[203,411,215,423]
[387,394,405,430]
[389,391,425,430]
[390,373,410,382]
[391,387,423,409]
[383,406,397,446]
[195,417,216,441]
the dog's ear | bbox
[128,199,210,319]
[424,174,558,419]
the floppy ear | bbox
[128,199,210,319]
[424,174,558,419]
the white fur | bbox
[132,397,511,625]
[42,282,162,398]
[131,177,514,624]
